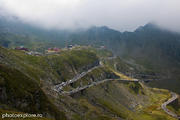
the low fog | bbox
[0,0,180,32]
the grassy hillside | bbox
[0,46,178,120]
[0,46,99,119]
[0,46,99,83]
[0,64,66,120]
[53,80,175,120]
[1,17,180,94]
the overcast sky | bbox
[0,0,180,32]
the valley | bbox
[0,16,180,120]
[0,45,179,120]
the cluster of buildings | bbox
[46,45,74,54]
[14,44,81,56]
[15,46,42,56]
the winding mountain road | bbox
[53,63,102,92]
[52,57,180,119]
[53,59,138,95]
[161,92,180,119]
[61,78,138,95]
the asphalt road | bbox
[161,92,180,119]
[52,57,180,119]
[53,64,102,92]
[53,59,138,94]
[61,78,138,95]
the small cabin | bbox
[15,47,29,51]
[46,47,61,54]
[100,46,106,49]
[67,45,73,49]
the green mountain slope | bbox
[0,16,180,119]
[0,46,177,120]
[0,46,98,119]
[1,16,180,93]
[60,23,180,94]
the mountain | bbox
[64,23,180,94]
[0,46,177,120]
[0,16,180,93]
[0,16,71,51]
[108,23,180,94]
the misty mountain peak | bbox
[135,22,160,32]
[144,22,159,29]
[87,26,121,35]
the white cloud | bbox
[0,0,180,31]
